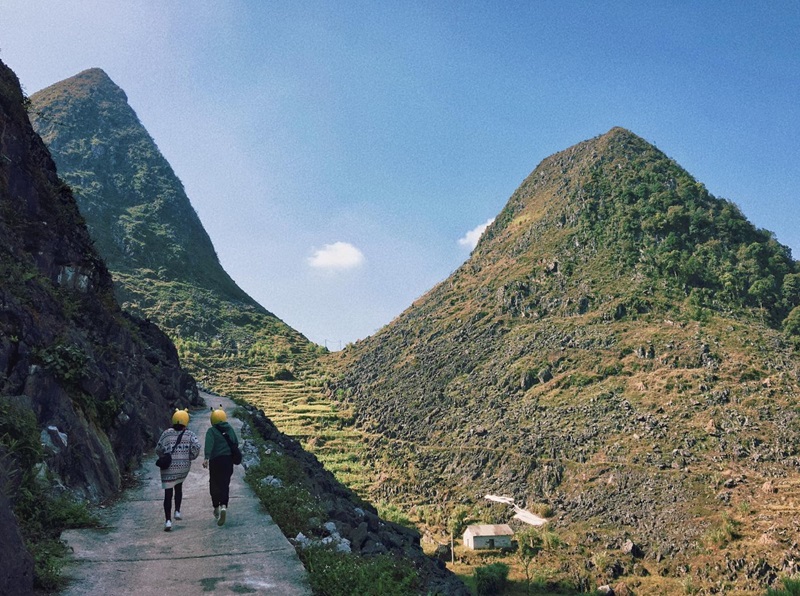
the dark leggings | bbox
[163,482,183,520]
[209,455,234,508]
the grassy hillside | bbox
[29,69,319,379]
[324,128,800,593]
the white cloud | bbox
[308,241,365,270]
[458,218,494,249]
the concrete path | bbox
[60,393,311,595]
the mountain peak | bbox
[331,129,800,588]
[33,67,127,104]
[29,68,316,369]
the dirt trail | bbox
[59,393,311,595]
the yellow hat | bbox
[171,409,189,426]
[210,407,227,425]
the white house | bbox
[463,524,514,550]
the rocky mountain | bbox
[330,128,800,591]
[28,69,318,382]
[0,59,199,591]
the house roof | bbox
[463,524,514,538]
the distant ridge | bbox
[329,127,800,592]
[29,69,319,379]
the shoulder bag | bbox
[218,427,242,465]
[156,429,186,469]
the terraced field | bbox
[203,365,372,496]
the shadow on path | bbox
[59,393,311,595]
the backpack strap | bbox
[217,427,236,450]
[171,429,186,453]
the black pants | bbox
[209,455,233,508]
[163,482,182,520]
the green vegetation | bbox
[35,342,88,383]
[300,545,420,596]
[767,577,800,595]
[245,445,324,538]
[29,72,322,381]
[575,136,798,327]
[377,500,414,529]
[475,562,510,595]
[516,527,543,593]
[0,400,98,590]
[703,512,741,549]
[239,408,421,595]
[213,375,370,496]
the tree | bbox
[516,527,543,595]
[783,306,800,338]
[446,506,470,564]
[447,505,470,539]
[782,273,800,310]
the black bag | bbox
[156,430,185,469]
[219,428,242,465]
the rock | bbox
[40,426,68,452]
[350,521,369,551]
[361,538,388,555]
[260,475,283,488]
[0,468,33,595]
[434,543,452,562]
[621,539,643,558]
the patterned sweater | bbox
[156,427,201,488]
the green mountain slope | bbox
[28,69,320,379]
[329,128,800,592]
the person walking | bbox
[155,409,201,531]
[202,406,239,526]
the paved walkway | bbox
[60,393,311,595]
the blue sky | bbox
[2,1,798,347]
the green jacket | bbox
[204,421,238,460]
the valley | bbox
[16,65,800,594]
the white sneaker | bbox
[174,511,182,520]
[164,520,172,532]
[217,505,227,527]
[213,506,220,520]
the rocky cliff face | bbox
[0,59,199,590]
[330,129,800,591]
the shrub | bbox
[767,576,800,595]
[1,398,98,591]
[377,500,414,529]
[246,454,323,537]
[300,545,419,596]
[703,513,741,548]
[475,562,509,596]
